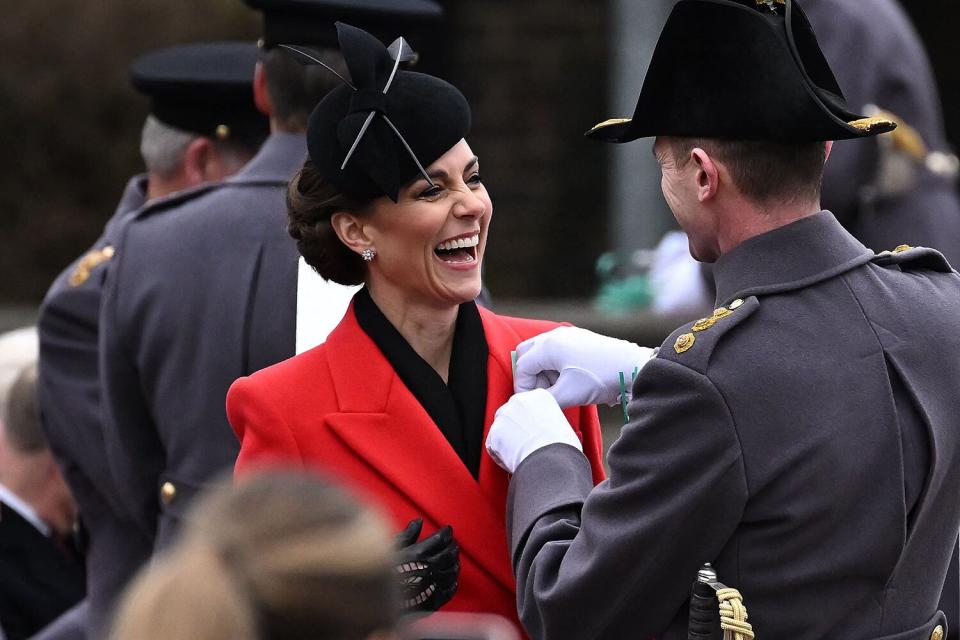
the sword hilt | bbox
[687,564,755,640]
[689,564,720,639]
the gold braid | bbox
[716,588,755,640]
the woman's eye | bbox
[467,172,482,185]
[417,185,443,199]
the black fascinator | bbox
[287,22,471,202]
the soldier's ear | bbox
[253,62,273,118]
[824,140,834,163]
[182,137,213,186]
[690,147,720,203]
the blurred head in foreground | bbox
[110,471,398,640]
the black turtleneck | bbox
[353,288,488,478]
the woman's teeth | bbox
[434,235,479,264]
[435,235,479,252]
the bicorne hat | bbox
[587,0,897,143]
[129,42,269,145]
[289,22,471,202]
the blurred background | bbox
[2,0,960,328]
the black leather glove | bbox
[394,518,460,612]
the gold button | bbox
[674,333,696,354]
[729,298,744,310]
[160,482,177,505]
[893,244,913,254]
[215,124,231,140]
[692,317,715,332]
[712,307,732,320]
[931,624,944,640]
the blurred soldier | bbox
[488,1,960,638]
[804,0,960,264]
[36,42,268,640]
[97,0,441,602]
[0,361,84,640]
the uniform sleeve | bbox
[507,358,748,640]
[227,376,305,477]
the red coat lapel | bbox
[324,304,515,592]
[477,307,522,511]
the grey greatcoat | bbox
[508,212,960,640]
[36,175,212,640]
[98,132,306,553]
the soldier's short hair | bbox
[668,137,828,205]
[140,115,262,179]
[3,362,46,455]
[261,47,346,132]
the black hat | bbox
[587,0,897,143]
[243,0,443,49]
[130,42,269,144]
[295,22,470,202]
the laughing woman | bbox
[226,23,605,633]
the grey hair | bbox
[140,115,196,179]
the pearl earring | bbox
[361,248,377,262]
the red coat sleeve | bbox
[561,404,605,485]
[578,404,606,485]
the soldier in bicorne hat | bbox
[487,1,960,639]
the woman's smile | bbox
[433,231,481,267]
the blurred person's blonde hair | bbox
[109,470,399,640]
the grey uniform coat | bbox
[509,212,960,640]
[36,175,220,640]
[99,133,305,551]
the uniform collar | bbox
[103,174,149,234]
[712,210,874,305]
[227,131,307,185]
[117,174,148,216]
[0,483,50,537]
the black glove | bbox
[394,518,460,612]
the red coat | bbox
[227,303,605,633]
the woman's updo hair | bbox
[109,471,398,640]
[287,160,374,286]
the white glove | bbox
[486,389,583,474]
[514,326,655,408]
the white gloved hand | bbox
[486,389,582,474]
[514,326,655,408]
